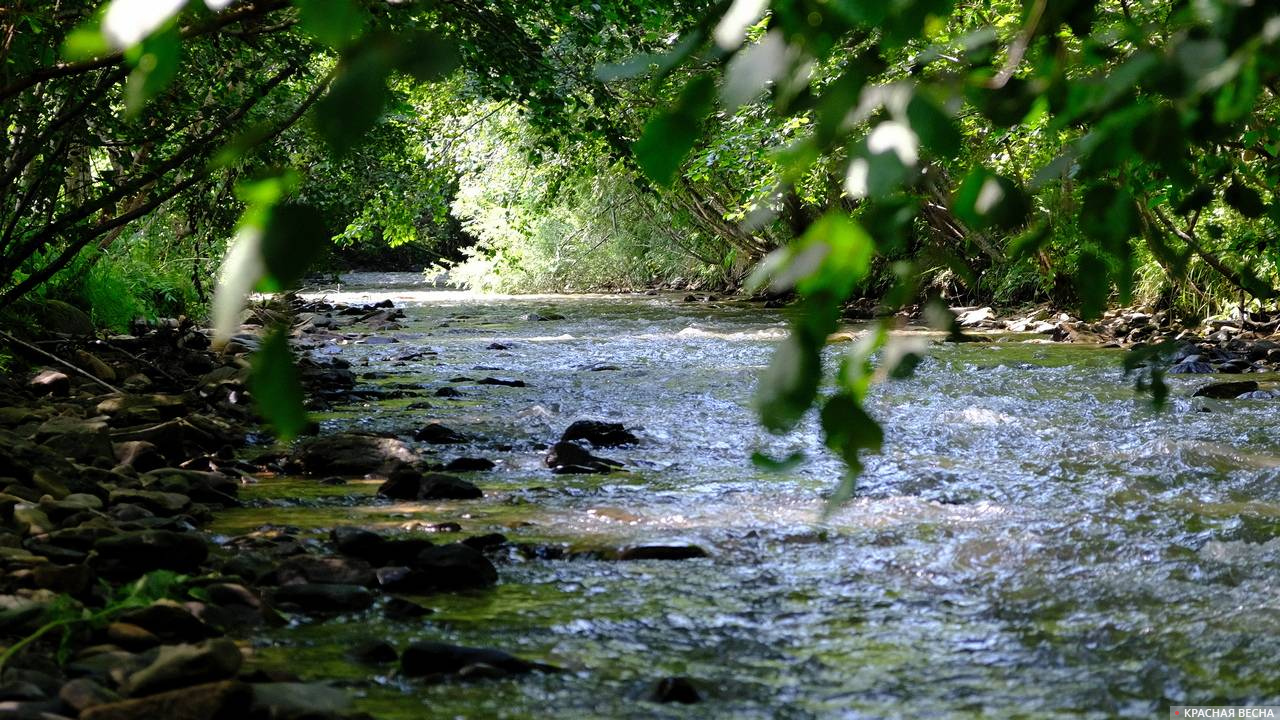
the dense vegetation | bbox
[3,0,1280,480]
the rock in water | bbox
[377,544,497,593]
[290,432,419,476]
[1192,380,1259,399]
[619,545,709,561]
[651,676,702,704]
[413,423,469,444]
[544,441,624,474]
[124,638,243,696]
[377,470,482,500]
[560,420,639,447]
[400,642,557,677]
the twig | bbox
[0,329,125,394]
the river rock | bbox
[651,676,701,704]
[290,432,419,476]
[1192,380,1259,399]
[124,638,243,696]
[330,526,386,558]
[116,601,217,644]
[443,457,496,472]
[29,369,70,397]
[560,420,638,447]
[476,377,526,387]
[400,642,556,678]
[348,640,399,665]
[1168,360,1213,374]
[59,678,121,713]
[378,471,482,500]
[113,441,167,472]
[413,423,468,444]
[93,530,208,578]
[619,545,709,561]
[108,488,191,516]
[433,387,463,398]
[377,544,497,593]
[43,299,95,336]
[81,680,252,720]
[275,555,377,587]
[271,583,374,612]
[34,416,114,465]
[251,682,354,717]
[544,441,623,474]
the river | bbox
[211,272,1280,718]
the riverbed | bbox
[213,273,1280,718]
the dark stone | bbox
[460,533,508,552]
[560,420,639,447]
[348,640,399,665]
[619,545,709,561]
[275,555,377,587]
[651,676,701,704]
[544,441,623,474]
[433,387,464,398]
[104,622,162,651]
[42,299,95,336]
[377,471,481,500]
[290,433,419,476]
[476,377,526,387]
[443,457,496,472]
[486,342,512,350]
[1169,361,1213,374]
[271,583,374,613]
[330,526,386,559]
[32,562,94,594]
[59,678,121,713]
[124,638,243,696]
[400,642,557,678]
[1192,380,1259,399]
[113,441,167,472]
[0,681,46,701]
[93,531,208,578]
[384,597,434,620]
[413,424,468,444]
[378,544,497,593]
[116,601,217,644]
[81,680,251,720]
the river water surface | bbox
[212,273,1280,719]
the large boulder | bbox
[1192,380,1259,399]
[93,530,209,578]
[290,433,419,476]
[42,299,95,336]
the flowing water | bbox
[212,272,1280,719]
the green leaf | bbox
[1075,251,1110,319]
[259,203,330,289]
[820,392,883,466]
[124,26,182,117]
[952,168,1030,231]
[750,451,806,472]
[62,24,111,61]
[633,74,715,186]
[393,31,461,82]
[906,93,961,156]
[250,330,309,442]
[1079,185,1139,251]
[314,46,392,157]
[1224,181,1265,218]
[755,334,823,433]
[295,0,368,49]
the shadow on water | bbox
[215,273,1280,719]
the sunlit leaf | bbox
[952,168,1029,231]
[124,26,182,116]
[103,0,186,49]
[633,74,715,186]
[250,329,309,441]
[295,0,368,49]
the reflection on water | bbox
[219,273,1280,719]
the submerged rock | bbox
[271,583,374,613]
[400,641,557,678]
[443,457,496,472]
[560,420,638,447]
[377,544,497,593]
[476,377,526,387]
